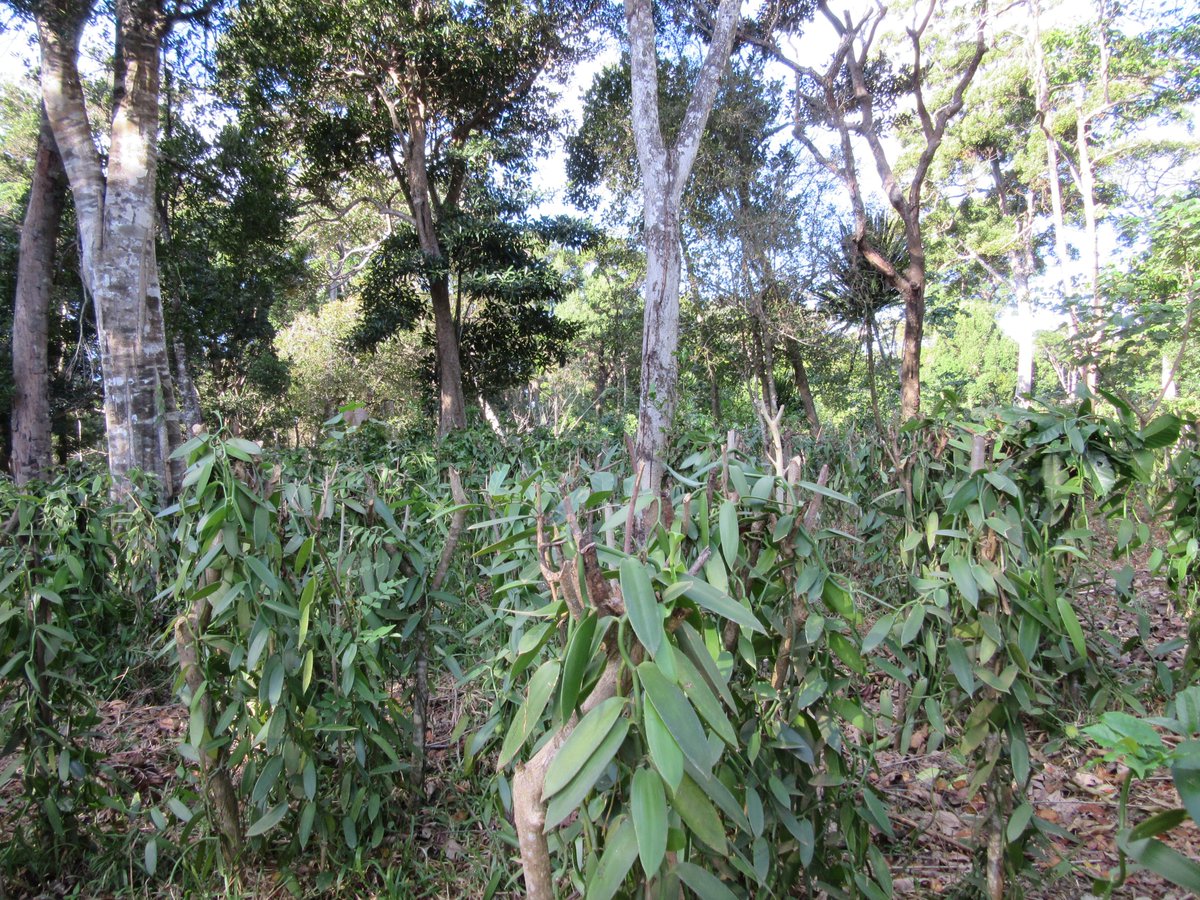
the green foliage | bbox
[1084,685,1200,895]
[163,426,457,862]
[356,214,578,399]
[481,451,886,895]
[0,469,172,886]
[924,301,1018,408]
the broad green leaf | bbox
[252,755,283,805]
[298,577,316,646]
[677,577,764,634]
[900,605,925,647]
[1141,414,1182,450]
[1056,596,1087,659]
[632,768,668,877]
[719,500,739,568]
[797,480,856,506]
[247,801,289,837]
[144,837,158,876]
[639,662,713,775]
[948,556,978,608]
[1007,802,1034,842]
[559,613,598,720]
[497,661,561,769]
[1171,757,1200,826]
[860,786,894,838]
[621,558,664,657]
[644,700,683,791]
[862,615,894,654]
[544,718,630,830]
[587,815,639,900]
[543,695,626,798]
[674,774,726,853]
[674,650,736,745]
[947,639,976,696]
[675,861,738,900]
[677,622,734,709]
[1120,832,1200,893]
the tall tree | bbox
[625,0,741,496]
[10,108,66,484]
[33,0,207,493]
[752,0,987,419]
[223,0,593,436]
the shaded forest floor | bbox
[2,539,1196,898]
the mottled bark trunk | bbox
[783,338,819,430]
[634,211,683,496]
[11,108,67,485]
[38,0,182,496]
[898,277,924,421]
[625,0,740,501]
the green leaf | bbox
[947,639,976,696]
[144,837,158,876]
[674,775,726,853]
[948,556,979,608]
[1172,760,1200,825]
[797,480,857,506]
[675,861,739,900]
[252,756,283,805]
[644,700,683,791]
[639,662,713,776]
[1056,596,1087,659]
[719,500,739,568]
[674,649,736,745]
[559,613,598,719]
[247,801,289,837]
[298,577,316,646]
[860,786,894,838]
[677,577,764,634]
[543,695,626,798]
[621,558,664,657]
[498,661,561,769]
[1007,802,1034,842]
[632,768,668,877]
[862,615,894,654]
[544,718,630,830]
[1141,414,1182,450]
[900,605,925,647]
[1120,832,1200,893]
[587,815,639,900]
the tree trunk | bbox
[625,0,740,502]
[11,107,67,485]
[38,0,182,496]
[401,69,467,437]
[172,336,204,433]
[898,278,924,420]
[633,210,683,496]
[1075,93,1102,392]
[784,337,820,430]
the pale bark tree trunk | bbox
[626,0,741,500]
[11,107,67,485]
[38,0,184,496]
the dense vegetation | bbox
[1,0,1199,897]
